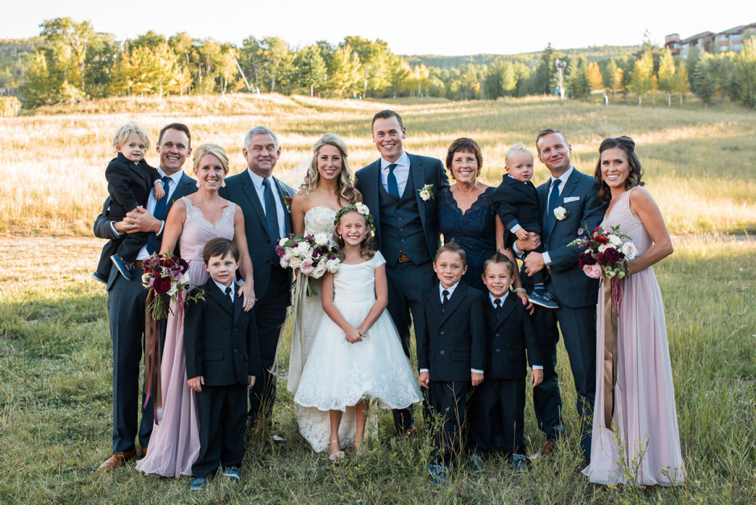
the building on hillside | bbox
[668,23,756,59]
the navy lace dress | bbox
[438,186,497,292]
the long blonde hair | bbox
[299,133,358,205]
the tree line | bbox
[10,17,756,109]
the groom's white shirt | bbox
[379,150,410,196]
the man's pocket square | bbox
[563,196,580,203]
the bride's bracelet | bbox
[513,288,527,293]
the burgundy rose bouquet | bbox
[141,251,203,319]
[568,225,637,311]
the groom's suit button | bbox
[440,331,445,335]
[266,239,271,244]
[495,333,500,338]
[440,350,445,355]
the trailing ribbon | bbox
[144,290,163,423]
[602,278,620,430]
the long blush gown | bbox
[582,188,685,486]
[136,197,237,477]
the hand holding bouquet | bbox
[276,233,340,296]
[141,251,204,320]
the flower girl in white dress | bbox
[294,204,423,462]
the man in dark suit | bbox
[221,126,294,427]
[354,109,450,435]
[515,129,607,461]
[184,238,259,489]
[93,123,196,471]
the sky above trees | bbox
[3,0,752,56]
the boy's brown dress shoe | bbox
[96,449,136,471]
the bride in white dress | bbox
[287,134,362,451]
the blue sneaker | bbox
[92,271,108,284]
[510,453,528,473]
[223,466,241,482]
[428,463,449,487]
[468,453,484,473]
[190,477,207,490]
[110,255,132,281]
[528,290,559,309]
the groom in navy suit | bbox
[221,126,294,428]
[355,110,449,434]
[93,123,197,470]
[516,129,606,461]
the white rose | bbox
[280,258,290,268]
[289,256,303,269]
[554,206,568,220]
[621,242,638,260]
[314,233,329,246]
[326,259,340,273]
[608,234,623,247]
[419,189,431,201]
[281,250,293,263]
[312,262,328,279]
[598,244,609,253]
[355,202,370,215]
[293,241,311,256]
[180,272,190,285]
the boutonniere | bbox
[279,190,293,212]
[418,184,434,202]
[554,206,568,220]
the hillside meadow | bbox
[1,93,755,235]
[0,95,755,504]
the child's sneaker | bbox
[223,466,241,482]
[111,254,133,281]
[92,271,108,284]
[468,453,484,473]
[510,453,528,473]
[528,288,559,309]
[428,463,449,487]
[190,477,207,490]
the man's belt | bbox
[398,253,412,263]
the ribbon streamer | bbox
[143,290,163,423]
[602,278,619,430]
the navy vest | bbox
[378,168,431,266]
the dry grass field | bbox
[1,95,755,504]
[1,93,755,235]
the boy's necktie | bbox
[146,176,171,255]
[441,290,449,311]
[494,298,502,318]
[225,286,233,306]
[387,163,400,199]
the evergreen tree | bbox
[567,56,590,99]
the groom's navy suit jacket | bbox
[355,153,449,261]
[536,168,605,308]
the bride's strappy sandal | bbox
[328,440,345,463]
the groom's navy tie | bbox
[386,163,400,199]
[544,178,561,249]
[146,176,171,255]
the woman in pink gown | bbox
[582,136,685,486]
[136,144,255,477]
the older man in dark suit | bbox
[93,123,196,471]
[355,110,450,435]
[221,126,294,427]
[516,129,607,461]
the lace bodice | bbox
[303,206,337,237]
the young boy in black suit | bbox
[417,240,486,485]
[468,253,543,472]
[491,143,558,309]
[184,238,259,490]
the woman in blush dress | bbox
[438,138,528,301]
[582,136,685,486]
[287,133,362,452]
[136,144,255,478]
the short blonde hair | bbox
[112,122,151,151]
[193,144,230,175]
[505,142,533,165]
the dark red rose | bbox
[153,277,172,295]
[603,247,620,264]
[161,257,176,268]
[596,252,605,264]
[594,234,609,245]
[579,251,596,266]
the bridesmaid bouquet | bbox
[276,233,340,296]
[569,225,637,310]
[141,251,201,320]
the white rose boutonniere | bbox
[554,206,568,220]
[418,184,434,202]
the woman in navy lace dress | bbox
[438,138,527,300]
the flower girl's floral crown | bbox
[333,203,376,231]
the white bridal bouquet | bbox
[276,233,340,296]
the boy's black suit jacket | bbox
[491,175,541,248]
[184,280,259,386]
[483,293,541,380]
[418,281,486,382]
[105,153,161,220]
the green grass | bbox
[1,236,754,504]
